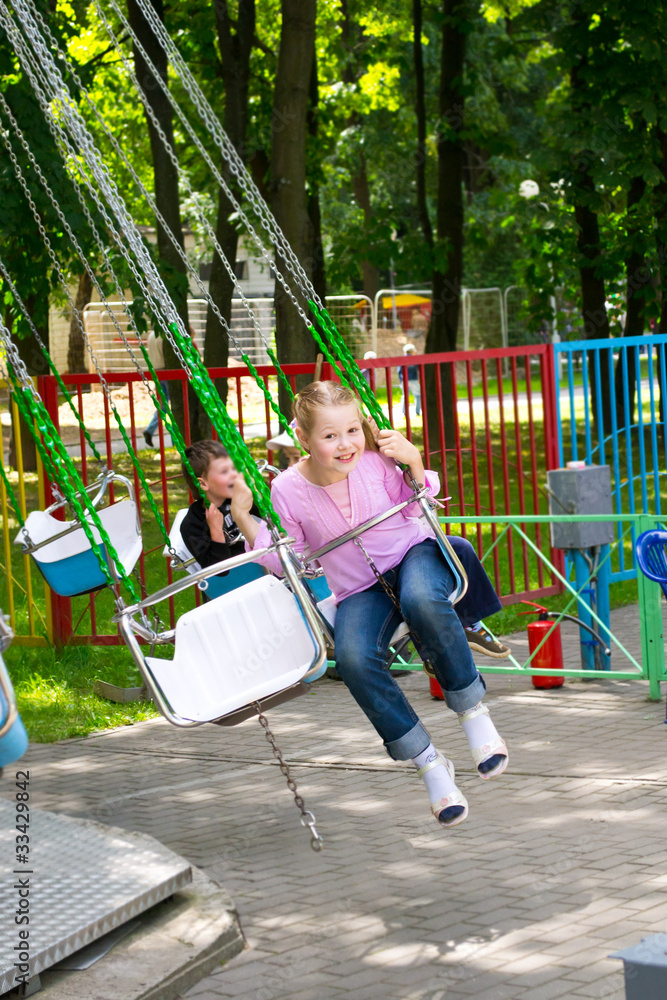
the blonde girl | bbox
[232,382,507,828]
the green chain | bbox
[0,453,25,528]
[167,324,282,531]
[308,302,389,428]
[135,337,209,506]
[8,373,139,602]
[0,268,105,465]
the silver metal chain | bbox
[254,703,323,852]
[99,0,318,333]
[6,0,193,375]
[353,536,433,675]
[26,0,269,365]
[130,0,318,300]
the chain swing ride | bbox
[0,0,469,850]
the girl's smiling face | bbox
[297,402,365,484]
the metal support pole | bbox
[596,543,612,670]
[572,549,595,671]
[39,375,73,647]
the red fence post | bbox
[39,375,73,647]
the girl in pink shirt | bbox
[232,381,508,829]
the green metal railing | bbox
[389,513,665,700]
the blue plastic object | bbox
[635,529,667,600]
[0,689,28,769]
[202,561,266,601]
[306,575,333,602]
[35,545,110,596]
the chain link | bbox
[0,87,176,550]
[353,537,433,675]
[5,0,283,527]
[254,703,323,852]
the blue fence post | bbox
[596,543,612,670]
[571,549,596,671]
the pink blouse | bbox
[249,449,440,603]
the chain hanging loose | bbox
[254,704,323,853]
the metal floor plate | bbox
[0,801,192,995]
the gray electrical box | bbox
[547,464,614,550]
[611,935,667,1000]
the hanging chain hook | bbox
[253,703,323,853]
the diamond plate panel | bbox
[0,802,192,995]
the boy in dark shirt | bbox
[180,440,256,572]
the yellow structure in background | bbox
[0,381,51,646]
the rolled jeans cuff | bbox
[441,673,487,714]
[385,720,431,761]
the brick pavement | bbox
[3,603,667,1000]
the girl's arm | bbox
[231,473,309,576]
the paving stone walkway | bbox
[4,603,667,1000]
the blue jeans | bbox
[146,380,170,437]
[333,539,486,760]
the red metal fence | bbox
[37,345,561,645]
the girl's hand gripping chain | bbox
[377,428,426,486]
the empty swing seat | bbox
[146,574,321,723]
[15,500,143,597]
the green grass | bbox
[5,643,158,742]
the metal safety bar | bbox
[18,470,140,555]
[304,486,468,605]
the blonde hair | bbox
[293,381,378,452]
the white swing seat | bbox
[146,574,321,723]
[15,500,142,597]
[164,507,266,599]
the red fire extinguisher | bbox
[520,601,565,689]
[520,601,612,689]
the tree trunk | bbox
[340,1,380,303]
[424,0,472,453]
[655,127,667,441]
[615,175,647,431]
[127,0,199,441]
[270,0,317,414]
[67,270,93,374]
[198,0,256,439]
[413,0,433,250]
[569,32,611,438]
[306,45,326,306]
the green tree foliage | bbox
[3,0,667,379]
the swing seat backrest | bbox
[145,575,320,723]
[164,507,266,599]
[636,529,667,600]
[15,500,142,597]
